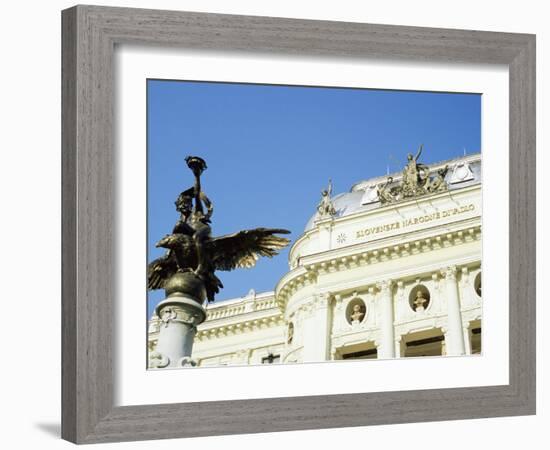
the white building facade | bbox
[148,153,482,366]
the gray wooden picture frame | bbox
[61,5,536,444]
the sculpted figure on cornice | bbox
[402,145,430,196]
[426,165,450,193]
[377,176,401,204]
[317,179,337,218]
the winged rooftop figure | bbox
[147,156,291,303]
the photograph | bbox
[146,80,483,368]
[51,2,538,445]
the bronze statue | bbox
[148,156,291,303]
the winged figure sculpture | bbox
[147,156,291,303]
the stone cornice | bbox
[318,255,480,302]
[148,293,285,343]
[276,221,481,308]
[291,182,481,262]
[195,312,285,341]
[147,313,284,345]
[204,294,278,321]
[299,214,480,268]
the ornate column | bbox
[302,293,333,363]
[442,266,465,356]
[149,273,207,368]
[333,294,344,333]
[377,280,395,359]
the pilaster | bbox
[377,280,395,359]
[441,265,466,355]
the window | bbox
[338,341,377,360]
[402,328,445,357]
[261,353,280,364]
[342,348,378,359]
[471,327,482,354]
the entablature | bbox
[277,222,481,309]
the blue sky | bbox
[147,80,480,317]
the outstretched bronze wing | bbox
[147,250,178,290]
[208,228,291,271]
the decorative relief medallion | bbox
[449,162,474,184]
[159,305,201,328]
[409,284,431,312]
[160,307,177,328]
[474,272,482,297]
[336,233,347,244]
[179,310,199,325]
[346,297,366,325]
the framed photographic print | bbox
[62,5,536,444]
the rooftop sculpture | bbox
[377,145,449,204]
[317,179,337,219]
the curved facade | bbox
[148,153,482,366]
